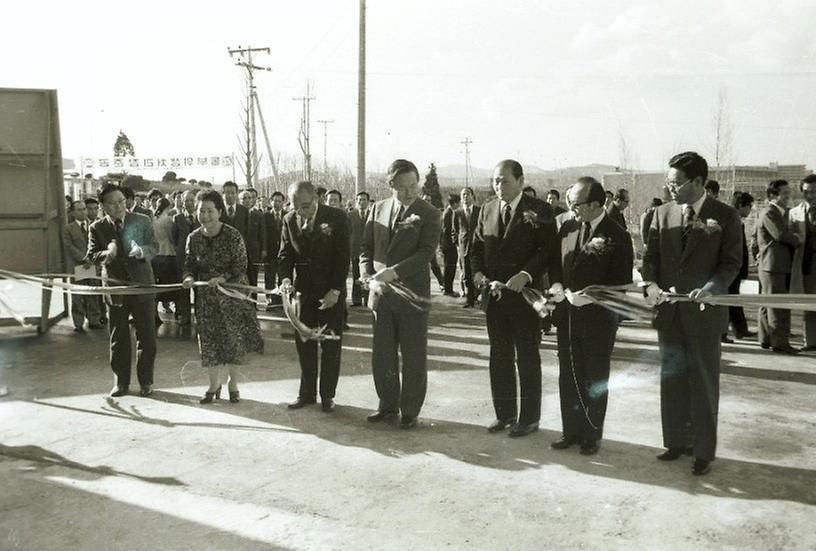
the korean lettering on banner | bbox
[84,155,232,169]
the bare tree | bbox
[713,88,736,193]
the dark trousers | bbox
[175,257,192,318]
[459,253,477,305]
[430,254,443,286]
[351,256,363,305]
[108,296,156,388]
[246,262,260,300]
[658,317,720,461]
[727,277,748,337]
[70,282,101,329]
[556,305,618,441]
[485,292,542,425]
[758,271,791,347]
[151,255,179,308]
[804,272,816,347]
[442,246,458,293]
[294,295,343,401]
[371,294,429,417]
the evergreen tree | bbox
[113,130,135,157]
[422,163,443,208]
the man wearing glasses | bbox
[642,152,742,476]
[88,183,159,398]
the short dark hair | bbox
[669,151,708,183]
[447,194,461,205]
[84,197,99,206]
[147,188,163,200]
[460,187,474,198]
[576,176,606,207]
[614,188,629,201]
[71,199,85,209]
[732,191,754,209]
[246,187,258,197]
[155,197,172,218]
[387,159,419,181]
[196,189,225,214]
[356,191,370,200]
[650,197,663,208]
[767,179,789,199]
[98,183,122,203]
[495,159,523,180]
[704,180,720,195]
[801,173,816,191]
[271,191,285,200]
[222,181,238,191]
[547,189,560,200]
[119,185,135,200]
[315,186,328,196]
[522,185,537,197]
[327,189,343,202]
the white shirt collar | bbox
[500,193,523,216]
[680,193,707,218]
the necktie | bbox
[499,204,512,236]
[114,218,123,234]
[80,222,86,234]
[394,205,405,228]
[581,221,592,246]
[681,205,695,249]
[228,206,235,218]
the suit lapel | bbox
[503,195,526,239]
[387,199,420,254]
[561,220,580,267]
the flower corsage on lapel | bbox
[522,210,541,228]
[396,213,421,229]
[691,218,722,234]
[583,236,612,255]
[319,222,333,237]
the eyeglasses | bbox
[569,200,591,211]
[665,179,693,191]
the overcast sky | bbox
[4,0,816,179]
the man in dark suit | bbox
[171,190,199,325]
[790,175,816,350]
[546,189,567,217]
[724,192,755,342]
[220,181,250,241]
[279,181,350,412]
[453,187,480,307]
[441,194,461,297]
[63,200,101,331]
[263,191,286,308]
[348,191,371,307]
[639,198,663,251]
[549,178,632,454]
[756,180,801,354]
[240,190,267,290]
[471,159,559,437]
[642,151,742,476]
[88,183,159,398]
[360,159,442,429]
[606,188,629,230]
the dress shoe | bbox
[736,331,757,339]
[139,385,153,397]
[692,458,711,476]
[229,390,240,403]
[772,345,799,355]
[443,291,460,298]
[288,397,316,409]
[351,302,363,307]
[508,422,539,438]
[110,386,129,397]
[88,323,102,330]
[199,385,222,404]
[550,435,579,450]
[760,342,771,349]
[579,440,600,455]
[656,447,692,461]
[399,415,417,429]
[487,418,514,433]
[367,410,399,423]
[720,335,734,344]
[321,399,335,412]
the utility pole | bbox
[293,81,316,181]
[460,137,473,186]
[357,0,366,193]
[317,119,334,179]
[228,45,279,195]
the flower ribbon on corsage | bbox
[583,236,611,255]
[522,210,541,228]
[692,218,721,234]
[396,214,421,228]
[319,222,333,236]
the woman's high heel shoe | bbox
[199,385,222,404]
[229,390,240,403]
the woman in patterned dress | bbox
[181,190,264,404]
